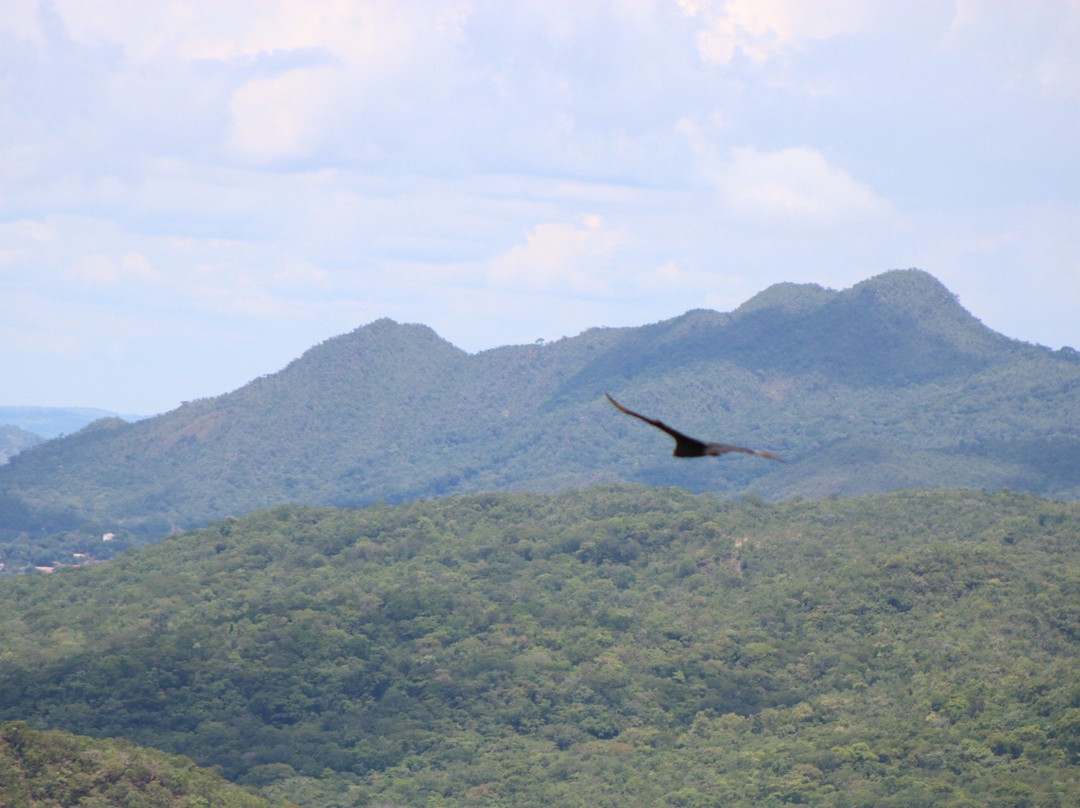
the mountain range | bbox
[2,268,1078,568]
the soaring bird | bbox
[606,393,784,462]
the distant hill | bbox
[0,721,286,808]
[0,406,146,440]
[2,268,1079,566]
[0,425,43,465]
[1,487,1079,807]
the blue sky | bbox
[2,0,1078,414]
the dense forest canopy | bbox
[1,486,1079,807]
[0,721,287,808]
[2,269,1079,569]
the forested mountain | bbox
[3,269,1079,567]
[1,487,1079,807]
[0,721,289,807]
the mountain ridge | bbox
[2,268,1078,567]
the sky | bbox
[1,0,1078,414]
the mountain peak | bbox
[278,317,466,381]
[735,269,1001,349]
[734,281,835,316]
[734,269,958,320]
[328,317,459,352]
[709,269,1011,386]
[847,268,1005,353]
[850,268,959,312]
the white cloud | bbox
[0,0,46,47]
[680,117,891,226]
[940,0,1080,101]
[273,260,331,288]
[189,270,293,318]
[630,259,718,296]
[942,0,983,42]
[71,254,121,284]
[650,260,682,284]
[1038,50,1080,100]
[1034,6,1080,101]
[721,145,891,225]
[66,250,156,285]
[681,0,870,65]
[49,0,406,63]
[0,218,58,246]
[5,322,82,357]
[487,215,625,295]
[228,66,338,162]
[120,251,155,280]
[3,0,467,176]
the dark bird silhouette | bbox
[606,393,784,462]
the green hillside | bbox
[0,721,289,808]
[3,269,1080,568]
[1,486,1079,807]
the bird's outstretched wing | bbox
[606,394,709,456]
[606,393,784,462]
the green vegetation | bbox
[4,272,1077,805]
[0,721,288,808]
[1,486,1079,806]
[3,269,1080,568]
